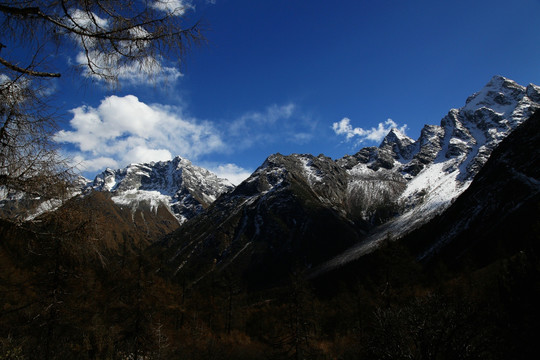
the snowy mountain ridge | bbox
[89,156,234,224]
[5,75,537,287]
[159,76,540,284]
[320,75,540,270]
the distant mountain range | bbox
[3,75,538,289]
[107,75,536,288]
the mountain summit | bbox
[324,75,540,269]
[90,156,233,224]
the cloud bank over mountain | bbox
[55,95,319,184]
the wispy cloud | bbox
[332,118,407,144]
[67,8,182,85]
[227,103,316,149]
[74,52,182,85]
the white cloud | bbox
[151,0,194,15]
[55,95,224,174]
[209,163,253,185]
[56,96,317,182]
[71,155,119,173]
[124,147,173,164]
[332,118,407,144]
[68,9,109,30]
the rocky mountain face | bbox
[159,76,540,287]
[402,108,540,269]
[159,153,369,287]
[89,156,234,224]
[0,176,88,221]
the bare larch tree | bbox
[0,0,204,204]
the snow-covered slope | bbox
[403,107,540,267]
[90,156,233,224]
[322,75,540,270]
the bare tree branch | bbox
[0,1,205,83]
[0,56,61,78]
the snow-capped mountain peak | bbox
[379,128,416,162]
[90,157,233,224]
[463,75,527,116]
[383,127,412,143]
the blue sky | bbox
[50,0,540,184]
